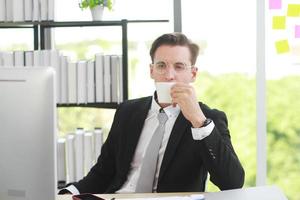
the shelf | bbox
[1,19,169,109]
[57,102,120,109]
[0,21,41,27]
[0,19,169,27]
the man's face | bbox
[150,45,197,83]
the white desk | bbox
[204,185,287,200]
[57,185,287,200]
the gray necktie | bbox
[135,110,168,193]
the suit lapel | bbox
[158,112,190,181]
[120,97,152,175]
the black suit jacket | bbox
[73,96,244,193]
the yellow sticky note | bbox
[275,40,290,54]
[287,4,300,17]
[272,16,286,29]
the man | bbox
[62,32,244,194]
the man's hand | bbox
[170,83,206,128]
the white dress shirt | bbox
[64,96,215,194]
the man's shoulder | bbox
[123,96,152,104]
[117,96,152,111]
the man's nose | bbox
[164,66,176,80]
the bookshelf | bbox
[0,19,169,108]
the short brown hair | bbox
[150,32,199,65]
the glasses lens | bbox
[174,62,187,71]
[154,62,167,74]
[153,61,192,74]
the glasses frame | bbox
[151,60,195,75]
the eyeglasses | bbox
[151,61,194,75]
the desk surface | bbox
[57,185,287,200]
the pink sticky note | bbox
[269,0,281,9]
[296,25,300,38]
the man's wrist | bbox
[191,116,207,128]
[200,118,213,127]
[191,120,215,140]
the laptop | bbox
[0,67,57,200]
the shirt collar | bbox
[150,93,180,118]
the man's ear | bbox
[150,64,154,79]
[191,66,198,82]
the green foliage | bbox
[79,0,113,10]
[195,73,300,200]
[195,73,257,190]
[266,76,300,199]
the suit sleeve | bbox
[200,110,245,190]
[73,103,124,193]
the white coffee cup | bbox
[155,82,175,103]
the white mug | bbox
[155,82,175,103]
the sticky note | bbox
[295,25,300,38]
[275,40,290,54]
[272,16,286,29]
[287,4,300,17]
[269,0,281,9]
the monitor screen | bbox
[0,67,57,200]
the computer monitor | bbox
[0,67,57,200]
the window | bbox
[266,0,300,199]
[182,0,256,191]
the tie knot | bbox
[157,111,168,125]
